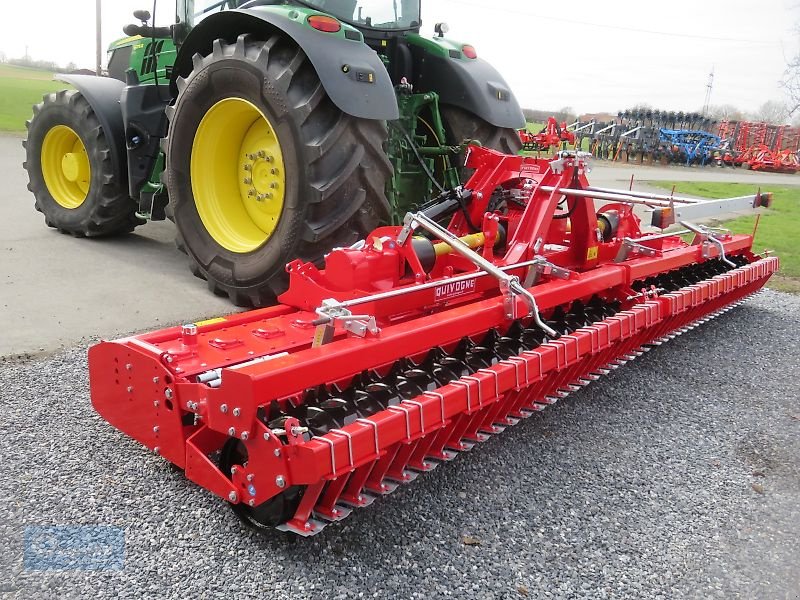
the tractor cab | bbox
[295,0,421,31]
[182,0,420,32]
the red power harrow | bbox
[89,147,777,536]
[519,117,576,152]
[718,120,800,173]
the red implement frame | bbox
[89,147,778,535]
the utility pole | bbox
[702,67,714,116]
[96,0,102,75]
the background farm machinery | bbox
[527,108,800,172]
[717,120,800,173]
[519,117,575,151]
[570,109,723,166]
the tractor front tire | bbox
[165,34,391,307]
[23,90,142,236]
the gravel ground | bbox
[1,290,798,599]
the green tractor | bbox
[23,0,524,306]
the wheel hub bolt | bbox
[275,475,286,488]
[228,491,238,503]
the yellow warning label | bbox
[586,246,599,261]
[195,317,226,327]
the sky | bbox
[0,0,797,115]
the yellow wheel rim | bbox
[191,98,287,254]
[40,125,91,209]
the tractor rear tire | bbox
[23,90,142,236]
[440,105,522,179]
[164,34,391,307]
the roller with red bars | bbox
[89,146,777,536]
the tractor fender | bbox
[414,54,525,130]
[54,74,127,181]
[171,9,399,121]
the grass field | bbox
[651,181,799,293]
[0,65,68,132]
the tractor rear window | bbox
[301,0,420,30]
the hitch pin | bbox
[271,425,309,437]
[626,286,665,302]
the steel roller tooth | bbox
[435,355,471,382]
[360,381,401,410]
[304,405,338,437]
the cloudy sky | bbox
[1,0,797,114]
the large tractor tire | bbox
[441,105,523,175]
[165,33,391,307]
[23,90,142,236]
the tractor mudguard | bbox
[411,47,525,130]
[171,8,399,121]
[120,83,170,202]
[54,74,127,181]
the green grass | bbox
[0,65,69,132]
[651,181,800,292]
[524,121,545,133]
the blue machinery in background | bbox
[658,129,722,166]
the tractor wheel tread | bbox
[439,105,523,182]
[165,35,391,307]
[23,89,142,237]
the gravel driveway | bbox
[1,290,798,599]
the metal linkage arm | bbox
[536,185,770,229]
[652,193,770,228]
[681,221,736,267]
[400,212,558,337]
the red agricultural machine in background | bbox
[520,117,576,152]
[89,146,777,536]
[718,120,800,173]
